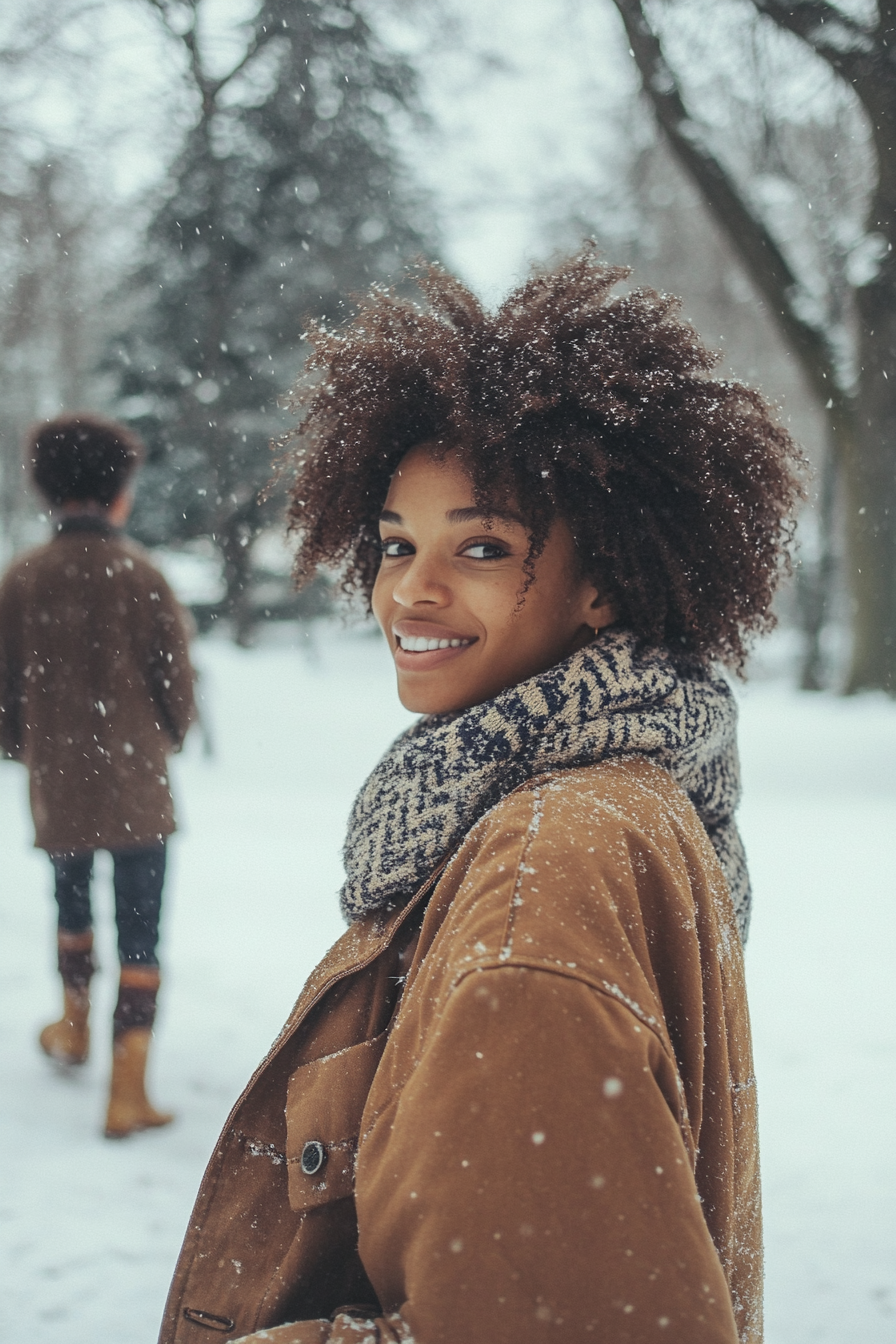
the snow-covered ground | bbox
[1,624,894,1344]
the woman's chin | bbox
[397,681,465,715]
[392,646,477,715]
[395,670,488,716]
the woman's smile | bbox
[392,619,477,672]
[372,445,615,715]
[392,620,476,653]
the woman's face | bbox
[372,446,615,714]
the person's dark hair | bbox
[27,413,145,508]
[281,250,804,669]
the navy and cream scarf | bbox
[341,628,751,942]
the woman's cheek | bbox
[371,587,392,639]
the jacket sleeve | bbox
[145,571,196,749]
[0,571,23,760]
[231,964,740,1344]
[230,1313,409,1343]
[230,1314,410,1344]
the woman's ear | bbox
[573,575,616,635]
[586,591,617,633]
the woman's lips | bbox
[391,623,478,672]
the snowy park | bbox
[1,621,894,1344]
[1,0,896,1340]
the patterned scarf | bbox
[341,628,751,941]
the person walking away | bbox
[0,413,196,1137]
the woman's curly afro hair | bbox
[281,250,804,669]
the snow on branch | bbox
[609,0,844,407]
[142,0,279,105]
[750,0,896,271]
[751,2,877,80]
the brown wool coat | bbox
[161,759,761,1344]
[0,524,195,851]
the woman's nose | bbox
[391,554,450,608]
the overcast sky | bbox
[4,0,646,302]
[3,0,870,308]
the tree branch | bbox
[142,0,278,108]
[143,0,214,103]
[610,0,845,407]
[208,23,280,99]
[753,1,896,249]
[143,0,193,42]
[751,1,877,86]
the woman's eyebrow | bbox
[446,506,524,526]
[379,507,524,527]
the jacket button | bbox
[301,1140,327,1176]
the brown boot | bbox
[39,930,95,1065]
[104,966,174,1139]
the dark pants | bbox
[50,844,167,966]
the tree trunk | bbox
[843,281,896,693]
[608,0,896,693]
[798,434,838,692]
[217,509,257,646]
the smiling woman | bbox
[159,253,803,1344]
[373,447,615,713]
[282,250,800,671]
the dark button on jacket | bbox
[300,1141,327,1176]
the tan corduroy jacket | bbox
[0,521,195,851]
[161,759,761,1344]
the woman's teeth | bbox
[397,635,471,652]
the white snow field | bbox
[1,624,894,1344]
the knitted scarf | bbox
[341,628,751,941]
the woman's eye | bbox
[462,541,509,560]
[380,538,414,558]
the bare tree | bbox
[110,0,432,639]
[0,160,103,555]
[0,1,107,557]
[609,0,896,693]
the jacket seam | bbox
[497,781,547,963]
[359,959,686,1147]
[454,957,669,1043]
[452,960,693,1154]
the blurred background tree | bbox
[0,160,96,552]
[0,0,890,689]
[608,0,895,693]
[0,2,107,556]
[106,0,433,640]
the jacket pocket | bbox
[285,1031,388,1213]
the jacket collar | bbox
[56,514,120,538]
